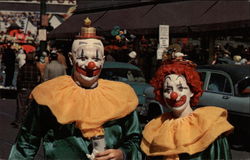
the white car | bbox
[197,64,250,148]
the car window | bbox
[100,68,146,82]
[237,78,250,97]
[199,72,206,83]
[207,73,232,94]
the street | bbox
[0,97,250,160]
[0,98,43,160]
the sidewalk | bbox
[0,87,17,99]
[0,98,43,159]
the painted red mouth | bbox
[165,95,187,107]
[76,65,101,77]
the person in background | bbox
[216,50,234,64]
[2,42,16,88]
[161,43,182,64]
[36,51,49,82]
[141,61,234,160]
[128,51,138,65]
[9,18,143,160]
[56,49,68,69]
[233,55,242,65]
[16,48,26,69]
[44,52,66,81]
[11,52,40,128]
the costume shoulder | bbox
[30,76,139,138]
[31,75,71,104]
[141,106,234,157]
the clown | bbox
[71,38,104,88]
[9,18,142,160]
[141,61,234,160]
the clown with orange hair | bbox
[141,61,234,160]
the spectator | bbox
[233,55,242,65]
[56,49,67,68]
[36,51,49,82]
[2,42,16,87]
[216,50,234,64]
[44,52,66,81]
[16,48,26,69]
[128,51,138,65]
[11,52,39,128]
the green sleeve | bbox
[118,111,144,160]
[9,101,51,160]
[180,135,232,160]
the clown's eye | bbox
[77,56,87,61]
[164,86,172,93]
[93,57,101,62]
[178,86,188,92]
[178,86,184,92]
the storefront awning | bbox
[48,1,250,39]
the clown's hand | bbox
[86,149,99,160]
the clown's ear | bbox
[68,51,76,65]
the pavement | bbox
[0,98,43,160]
[0,93,250,160]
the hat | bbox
[174,52,185,57]
[76,17,103,39]
[129,51,137,58]
[233,55,241,62]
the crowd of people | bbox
[0,11,40,30]
[0,42,68,129]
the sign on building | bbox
[159,25,169,48]
[157,25,169,60]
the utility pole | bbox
[39,0,47,54]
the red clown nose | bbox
[87,61,96,70]
[170,92,178,100]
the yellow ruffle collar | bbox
[141,106,234,159]
[31,75,138,139]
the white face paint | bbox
[163,74,194,112]
[72,39,105,82]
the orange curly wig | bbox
[150,61,203,107]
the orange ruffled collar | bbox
[31,76,138,138]
[141,107,234,158]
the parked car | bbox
[143,86,166,122]
[100,61,151,121]
[197,64,250,146]
[144,64,250,131]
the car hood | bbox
[125,81,151,104]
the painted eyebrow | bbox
[165,76,171,80]
[176,75,184,80]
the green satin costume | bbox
[147,136,232,160]
[9,101,143,160]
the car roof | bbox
[103,61,141,70]
[197,64,250,84]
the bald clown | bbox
[9,18,143,160]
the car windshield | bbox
[237,77,250,97]
[100,68,146,82]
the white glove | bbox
[86,149,99,160]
